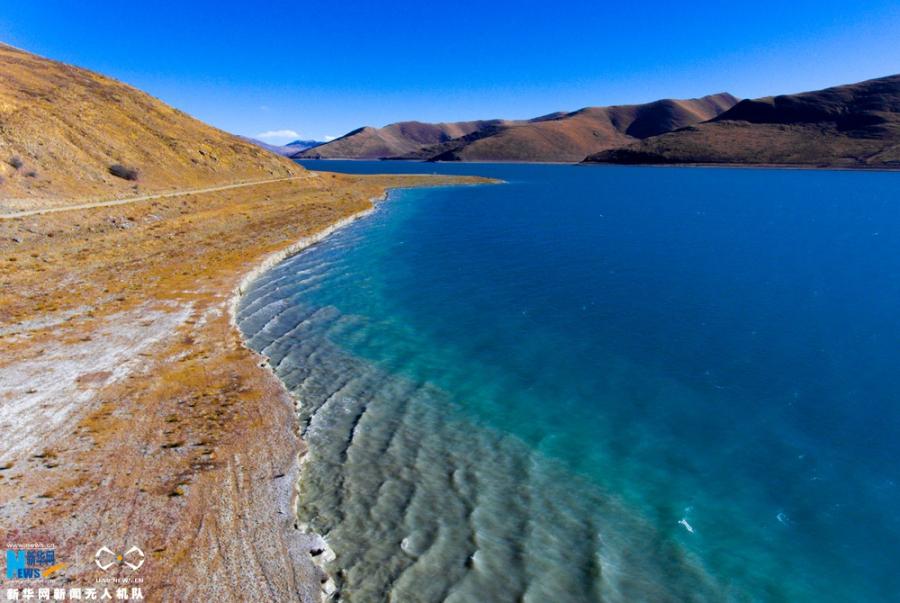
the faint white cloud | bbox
[324,135,337,142]
[257,129,300,141]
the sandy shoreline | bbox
[225,194,386,599]
[0,174,490,601]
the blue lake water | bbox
[238,161,900,602]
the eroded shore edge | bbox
[226,192,387,600]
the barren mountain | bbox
[0,43,303,202]
[285,139,324,154]
[297,120,509,159]
[298,94,736,163]
[586,75,900,168]
[410,94,738,162]
[239,137,323,157]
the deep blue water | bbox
[240,161,900,602]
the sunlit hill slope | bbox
[0,43,303,203]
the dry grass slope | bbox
[0,43,303,203]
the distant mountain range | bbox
[585,74,900,168]
[296,75,900,169]
[240,137,324,157]
[297,94,738,162]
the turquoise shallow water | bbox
[238,162,900,602]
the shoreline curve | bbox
[226,191,388,600]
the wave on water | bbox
[236,229,725,602]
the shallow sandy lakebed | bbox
[0,171,489,601]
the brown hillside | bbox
[586,75,900,168]
[298,120,509,159]
[306,94,736,163]
[412,94,737,162]
[0,43,303,203]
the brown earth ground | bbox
[0,171,489,601]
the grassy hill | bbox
[0,43,303,203]
[585,75,900,168]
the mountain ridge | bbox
[240,136,323,157]
[297,94,738,163]
[298,120,512,159]
[585,74,900,168]
[411,93,738,162]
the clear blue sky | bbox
[2,1,899,142]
